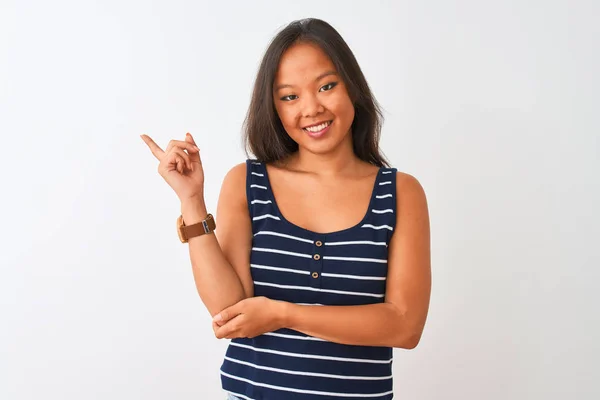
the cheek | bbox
[277,108,304,141]
[281,110,298,128]
[275,105,297,128]
[328,96,355,127]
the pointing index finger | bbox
[140,134,165,160]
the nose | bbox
[301,93,324,118]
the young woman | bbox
[142,18,431,400]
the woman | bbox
[142,18,431,400]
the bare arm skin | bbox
[182,162,254,316]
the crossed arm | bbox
[186,164,431,349]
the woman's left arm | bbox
[213,173,431,349]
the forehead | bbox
[275,42,336,83]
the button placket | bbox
[309,237,324,288]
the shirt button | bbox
[312,272,319,278]
[313,254,321,261]
[315,240,323,247]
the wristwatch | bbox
[176,213,216,243]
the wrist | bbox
[278,300,294,330]
[180,197,208,225]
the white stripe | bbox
[225,390,254,400]
[262,332,325,341]
[325,240,387,246]
[321,272,386,281]
[254,230,313,243]
[371,209,393,214]
[379,181,392,186]
[251,264,309,275]
[252,247,312,258]
[375,194,392,199]
[254,281,384,298]
[229,342,392,364]
[224,356,392,380]
[323,256,387,264]
[251,162,261,165]
[221,370,394,397]
[296,302,324,306]
[382,171,393,174]
[251,172,264,177]
[252,214,280,221]
[361,224,393,231]
[250,184,267,190]
[251,199,272,204]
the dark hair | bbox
[243,18,390,168]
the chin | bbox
[299,129,352,155]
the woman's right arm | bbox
[181,162,254,317]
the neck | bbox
[288,135,362,177]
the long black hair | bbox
[243,18,390,168]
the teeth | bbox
[304,121,330,133]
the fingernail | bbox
[194,146,200,151]
[213,314,222,322]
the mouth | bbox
[302,120,333,138]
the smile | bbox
[302,120,332,133]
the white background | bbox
[1,0,599,399]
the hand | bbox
[140,132,205,202]
[212,297,287,339]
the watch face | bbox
[176,215,187,243]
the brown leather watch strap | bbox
[181,213,216,241]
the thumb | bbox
[213,303,239,325]
[185,132,200,162]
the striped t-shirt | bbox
[221,159,398,400]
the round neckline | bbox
[261,163,383,238]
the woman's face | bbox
[273,42,355,156]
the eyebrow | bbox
[274,70,338,91]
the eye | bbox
[280,94,298,101]
[319,82,338,92]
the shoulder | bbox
[224,161,248,181]
[388,171,430,250]
[395,171,426,195]
[219,162,248,203]
[222,161,248,187]
[394,171,429,216]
